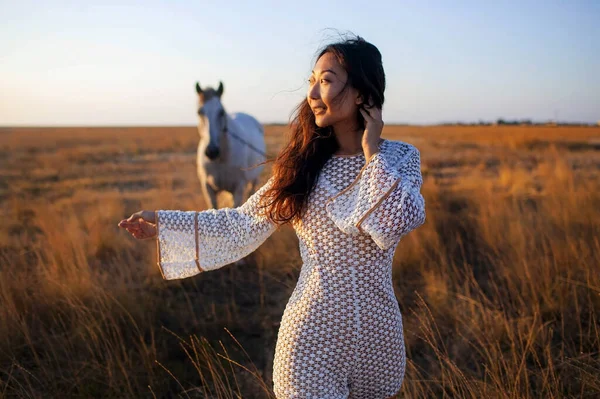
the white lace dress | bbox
[155,139,426,399]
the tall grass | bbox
[397,150,600,398]
[0,126,598,398]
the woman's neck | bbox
[331,119,363,155]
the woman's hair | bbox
[259,34,386,225]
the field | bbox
[0,125,599,398]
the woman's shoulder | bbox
[383,139,420,160]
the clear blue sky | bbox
[1,0,598,126]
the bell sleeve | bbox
[154,177,278,280]
[325,144,426,251]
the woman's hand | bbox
[118,210,157,240]
[359,103,384,161]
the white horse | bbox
[195,81,266,209]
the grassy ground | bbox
[0,125,598,398]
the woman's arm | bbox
[119,180,277,280]
[156,180,277,279]
[153,177,277,280]
[325,143,426,250]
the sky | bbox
[1,0,598,126]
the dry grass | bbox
[0,125,598,398]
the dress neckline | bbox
[331,138,386,158]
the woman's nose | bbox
[307,82,320,100]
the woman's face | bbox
[307,52,361,128]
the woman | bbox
[118,35,426,399]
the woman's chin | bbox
[314,116,330,128]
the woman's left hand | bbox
[359,103,384,161]
[118,210,157,240]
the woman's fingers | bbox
[127,211,144,222]
[118,211,157,240]
[118,211,144,227]
[130,228,154,240]
[118,220,143,237]
[134,224,157,240]
[360,106,383,126]
[119,211,155,225]
[118,220,139,229]
[118,210,146,228]
[140,222,155,236]
[364,104,382,120]
[123,226,140,235]
[118,218,157,240]
[359,107,373,121]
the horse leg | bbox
[201,184,216,209]
[248,177,260,197]
[232,182,247,208]
[206,185,219,209]
[231,182,250,267]
[198,175,212,209]
[198,173,218,209]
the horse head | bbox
[196,81,227,160]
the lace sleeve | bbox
[155,177,277,280]
[325,144,426,250]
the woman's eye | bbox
[321,79,329,84]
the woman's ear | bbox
[355,94,364,105]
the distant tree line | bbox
[270,119,599,127]
[438,119,598,127]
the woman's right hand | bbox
[118,210,157,240]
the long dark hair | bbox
[260,35,386,225]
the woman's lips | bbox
[313,107,326,115]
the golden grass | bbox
[0,125,599,398]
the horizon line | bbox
[1,120,598,129]
[0,121,600,130]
